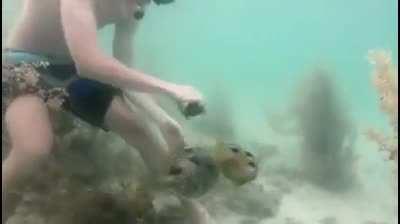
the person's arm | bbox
[113,21,187,161]
[113,18,136,66]
[60,0,181,96]
[112,20,177,126]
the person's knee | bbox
[161,120,185,152]
[14,135,54,160]
[162,119,183,140]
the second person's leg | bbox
[104,95,172,177]
[123,92,185,156]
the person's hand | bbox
[171,84,203,104]
[168,84,206,118]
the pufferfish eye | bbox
[230,147,240,153]
[189,156,201,166]
[248,161,256,168]
[244,151,254,158]
[169,166,183,175]
[184,147,194,153]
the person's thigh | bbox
[5,95,54,157]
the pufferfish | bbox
[214,141,258,186]
[167,141,259,198]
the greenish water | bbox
[132,0,398,137]
[2,0,398,223]
[3,0,398,133]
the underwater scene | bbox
[2,0,398,224]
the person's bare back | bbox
[7,0,138,57]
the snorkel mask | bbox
[153,0,175,5]
[134,0,175,20]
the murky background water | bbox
[2,0,398,223]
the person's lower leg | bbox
[123,93,186,156]
[113,122,172,178]
[2,149,49,223]
[159,120,185,157]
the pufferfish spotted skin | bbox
[214,142,258,186]
[168,146,220,198]
[167,142,259,198]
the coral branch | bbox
[367,50,398,133]
[366,49,398,214]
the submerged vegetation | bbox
[364,49,398,210]
[294,70,358,192]
[266,68,358,192]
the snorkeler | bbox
[2,0,205,220]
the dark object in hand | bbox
[180,102,205,118]
[134,10,145,20]
[169,166,183,175]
